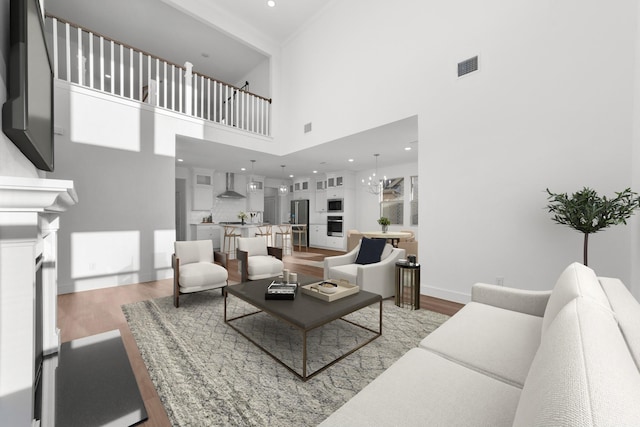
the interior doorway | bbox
[264,187,277,224]
[175,178,187,241]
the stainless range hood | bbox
[217,173,246,199]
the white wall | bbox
[279,0,640,301]
[50,82,271,293]
[237,58,271,100]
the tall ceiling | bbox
[45,0,329,85]
[45,0,419,178]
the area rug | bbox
[122,291,449,426]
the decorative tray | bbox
[300,280,359,302]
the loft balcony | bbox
[45,15,272,137]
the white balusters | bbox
[45,15,270,136]
[65,23,70,82]
[88,31,94,89]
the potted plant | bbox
[238,211,247,225]
[546,187,640,266]
[377,216,391,233]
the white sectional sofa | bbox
[320,262,640,426]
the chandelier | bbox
[247,160,259,193]
[278,165,289,196]
[362,154,385,195]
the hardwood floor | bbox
[57,248,463,426]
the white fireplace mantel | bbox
[0,176,77,212]
[0,176,77,427]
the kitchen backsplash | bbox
[190,198,259,224]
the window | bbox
[380,177,404,225]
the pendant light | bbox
[247,160,259,193]
[362,154,384,195]
[279,165,289,196]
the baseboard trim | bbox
[421,285,470,305]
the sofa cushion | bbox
[237,236,268,257]
[420,301,543,388]
[319,348,521,427]
[179,262,227,289]
[247,255,284,280]
[175,240,213,264]
[599,276,640,371]
[355,238,386,265]
[541,262,609,336]
[327,264,358,284]
[513,297,640,427]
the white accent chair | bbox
[236,236,284,282]
[324,242,405,298]
[172,240,228,308]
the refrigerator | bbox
[290,199,310,248]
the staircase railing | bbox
[45,14,271,137]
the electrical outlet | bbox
[496,277,504,286]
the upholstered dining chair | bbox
[347,229,364,252]
[172,240,228,308]
[274,224,293,256]
[236,236,284,282]
[324,237,405,298]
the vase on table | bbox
[382,225,388,233]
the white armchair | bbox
[172,240,228,308]
[236,236,284,282]
[324,240,406,298]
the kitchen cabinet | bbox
[315,177,327,212]
[315,190,327,212]
[326,174,343,188]
[326,236,345,251]
[326,187,344,200]
[193,187,213,210]
[309,224,327,248]
[192,168,214,210]
[190,224,221,250]
[293,178,310,193]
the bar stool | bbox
[255,224,273,246]
[275,224,293,256]
[223,225,241,259]
[291,224,307,252]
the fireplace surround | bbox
[0,176,76,427]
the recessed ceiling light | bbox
[348,158,354,162]
[241,167,246,171]
[177,158,184,162]
[105,74,111,79]
[267,0,276,7]
[289,174,294,178]
[405,147,412,151]
[313,170,318,174]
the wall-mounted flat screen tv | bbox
[2,0,54,171]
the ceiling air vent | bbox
[457,56,478,77]
[304,122,312,133]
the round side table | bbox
[395,261,421,310]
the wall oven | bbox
[327,198,344,213]
[327,215,343,237]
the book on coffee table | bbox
[265,282,297,300]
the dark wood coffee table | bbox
[224,274,382,381]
